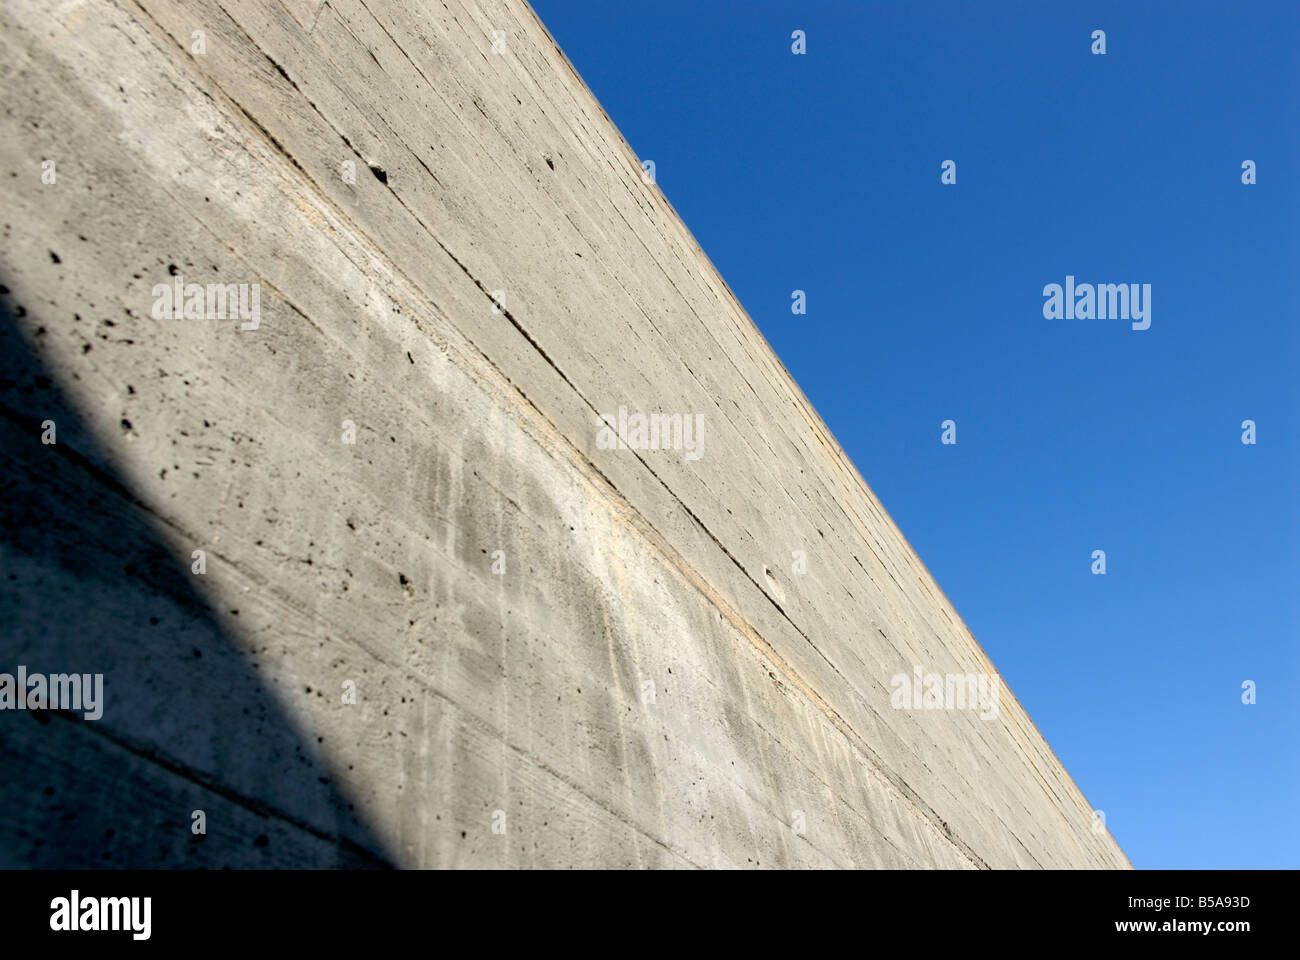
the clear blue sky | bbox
[530,0,1299,868]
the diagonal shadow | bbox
[0,284,393,868]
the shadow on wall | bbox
[0,287,392,868]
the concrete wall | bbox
[0,0,1129,868]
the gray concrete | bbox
[0,0,1129,868]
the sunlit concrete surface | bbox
[0,0,1129,868]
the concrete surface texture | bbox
[0,0,1129,868]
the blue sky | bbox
[530,0,1299,868]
